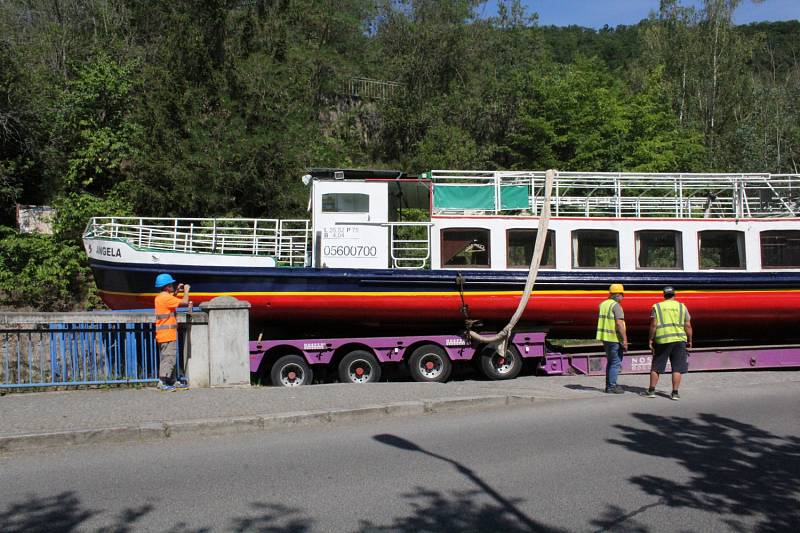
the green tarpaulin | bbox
[433,184,529,210]
[434,185,494,210]
[501,185,529,210]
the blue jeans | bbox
[603,341,623,389]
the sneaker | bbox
[157,380,176,392]
[605,386,624,394]
[671,390,680,401]
[641,388,656,398]
[174,380,189,390]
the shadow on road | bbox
[564,383,650,395]
[0,492,308,533]
[600,412,800,532]
[0,491,153,533]
[370,433,565,532]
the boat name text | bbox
[90,244,122,258]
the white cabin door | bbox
[312,181,389,268]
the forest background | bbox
[0,0,798,310]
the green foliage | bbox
[412,124,484,170]
[0,227,94,311]
[0,1,799,309]
[50,54,141,195]
[52,192,133,245]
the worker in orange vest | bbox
[154,273,190,391]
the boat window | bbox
[506,229,555,268]
[636,230,683,269]
[572,230,619,268]
[698,230,746,269]
[760,230,800,268]
[441,228,490,268]
[321,193,369,213]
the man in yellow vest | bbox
[154,273,191,391]
[644,286,693,400]
[596,283,628,394]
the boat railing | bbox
[425,170,800,218]
[84,217,311,266]
[387,222,431,269]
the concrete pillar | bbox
[183,313,210,388]
[200,296,251,388]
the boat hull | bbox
[89,258,800,345]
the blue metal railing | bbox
[0,310,194,390]
[1,323,162,389]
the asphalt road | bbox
[2,377,798,532]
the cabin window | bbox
[572,230,619,268]
[506,229,555,268]
[761,230,800,268]
[636,231,683,269]
[321,193,369,213]
[441,228,490,268]
[698,230,746,269]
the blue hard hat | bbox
[155,273,176,288]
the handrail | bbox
[84,217,312,266]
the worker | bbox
[596,283,628,394]
[644,286,693,400]
[154,273,190,391]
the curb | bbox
[0,394,536,454]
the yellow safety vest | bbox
[652,299,688,344]
[596,298,622,343]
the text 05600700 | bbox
[323,245,378,258]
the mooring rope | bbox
[466,168,556,357]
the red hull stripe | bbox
[101,289,800,338]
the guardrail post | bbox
[199,297,251,387]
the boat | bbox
[83,169,800,345]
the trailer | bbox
[249,330,548,386]
[249,332,800,387]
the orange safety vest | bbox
[154,292,181,343]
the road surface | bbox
[1,375,798,532]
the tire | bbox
[338,350,382,384]
[270,354,313,387]
[408,344,452,383]
[479,344,523,380]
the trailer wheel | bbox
[408,345,452,383]
[339,350,382,384]
[479,344,523,380]
[270,354,313,387]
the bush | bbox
[52,191,132,245]
[0,227,96,311]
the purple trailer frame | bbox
[249,331,548,373]
[249,331,800,383]
[541,344,800,376]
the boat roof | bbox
[308,168,412,180]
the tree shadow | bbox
[600,412,800,532]
[369,433,566,532]
[0,492,95,533]
[0,492,309,533]
[229,502,313,532]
